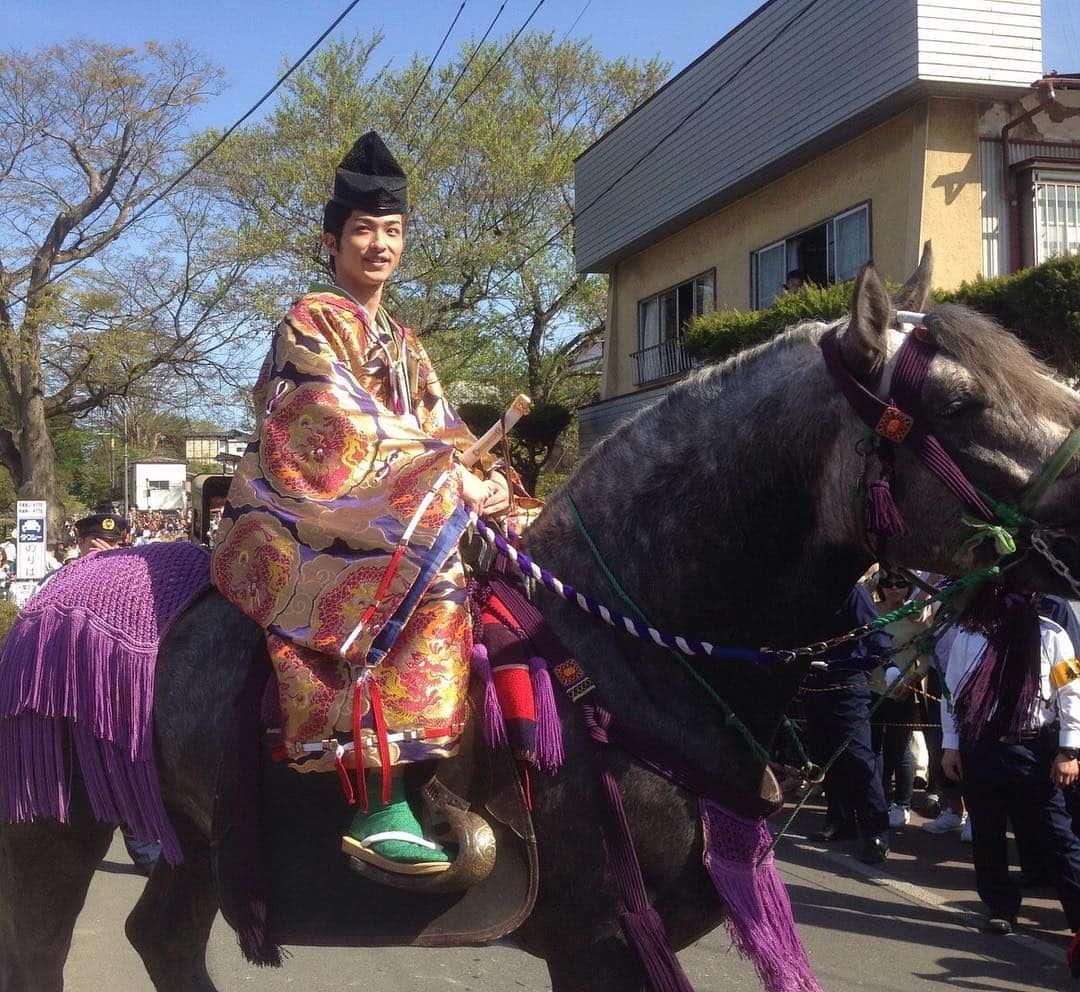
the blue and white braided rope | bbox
[467,511,771,666]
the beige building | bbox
[574,0,1080,447]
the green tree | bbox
[0,41,266,535]
[202,32,666,483]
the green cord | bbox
[757,647,926,868]
[565,490,774,767]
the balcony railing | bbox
[631,338,695,385]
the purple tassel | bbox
[702,799,823,992]
[471,643,507,747]
[620,908,696,992]
[528,655,564,772]
[954,592,1040,745]
[236,898,286,967]
[866,476,907,537]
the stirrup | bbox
[344,778,496,894]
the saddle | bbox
[213,672,538,960]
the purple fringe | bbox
[0,544,209,866]
[620,908,695,992]
[702,799,823,992]
[866,476,907,537]
[528,655,564,772]
[954,593,1039,745]
[471,643,507,747]
[0,608,183,864]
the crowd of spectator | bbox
[791,564,1080,940]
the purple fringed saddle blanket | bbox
[0,542,211,864]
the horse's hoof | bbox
[346,805,496,894]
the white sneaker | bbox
[921,808,966,833]
[888,804,911,828]
[960,819,972,843]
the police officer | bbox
[803,579,892,863]
[73,513,129,555]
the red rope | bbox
[351,679,369,812]
[336,750,356,806]
[368,679,394,806]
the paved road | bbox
[62,819,1075,992]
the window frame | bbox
[636,268,716,352]
[1027,168,1080,265]
[634,268,716,386]
[749,200,872,309]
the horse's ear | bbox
[893,241,934,312]
[840,263,893,381]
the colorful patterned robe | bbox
[212,287,478,773]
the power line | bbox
[558,0,593,44]
[416,0,546,167]
[421,2,509,140]
[392,1,468,131]
[9,0,366,308]
[484,0,828,297]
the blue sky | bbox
[6,1,1077,133]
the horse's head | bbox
[833,246,1080,593]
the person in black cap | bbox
[211,131,518,881]
[74,513,129,556]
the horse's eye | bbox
[939,397,982,418]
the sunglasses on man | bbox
[878,580,911,590]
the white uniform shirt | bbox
[941,618,1080,750]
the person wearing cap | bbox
[212,131,512,878]
[74,513,129,555]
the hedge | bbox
[683,253,1080,378]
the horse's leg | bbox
[124,816,219,992]
[0,815,115,992]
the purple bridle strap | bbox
[820,325,996,522]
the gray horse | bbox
[3,252,1080,992]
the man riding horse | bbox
[211,131,513,877]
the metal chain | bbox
[1031,528,1080,598]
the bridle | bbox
[820,313,1080,585]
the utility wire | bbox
[392,1,468,131]
[9,0,366,308]
[416,0,545,167]
[421,2,509,139]
[558,0,592,44]
[482,0,827,296]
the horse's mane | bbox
[582,320,828,475]
[582,303,1073,480]
[927,303,1074,421]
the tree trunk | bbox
[16,388,66,541]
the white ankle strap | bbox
[362,831,438,851]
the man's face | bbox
[324,212,404,294]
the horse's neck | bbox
[525,330,869,790]
[535,330,866,644]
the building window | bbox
[1032,174,1080,263]
[751,202,871,309]
[634,270,714,385]
[148,480,172,490]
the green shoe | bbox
[341,777,451,875]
